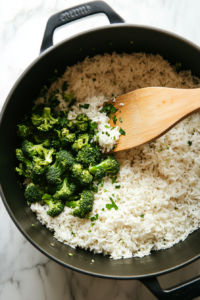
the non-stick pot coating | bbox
[1,25,200,279]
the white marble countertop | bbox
[1,0,200,299]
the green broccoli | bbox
[66,120,76,132]
[58,111,68,128]
[76,114,89,122]
[46,150,75,184]
[42,194,64,217]
[56,128,76,147]
[24,183,44,203]
[71,163,93,185]
[17,124,31,139]
[71,133,92,152]
[31,107,58,132]
[21,140,44,158]
[53,177,76,200]
[75,144,101,168]
[75,114,89,133]
[66,190,94,218]
[15,149,32,177]
[89,156,120,180]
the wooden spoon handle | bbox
[110,87,200,152]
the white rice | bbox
[31,52,200,259]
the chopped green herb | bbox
[115,185,121,189]
[111,81,117,85]
[112,194,115,197]
[166,144,169,149]
[27,201,30,206]
[158,149,163,152]
[140,214,144,218]
[113,136,116,141]
[174,207,178,210]
[93,78,96,82]
[79,104,90,109]
[68,98,76,108]
[71,231,75,236]
[81,78,83,81]
[102,132,104,134]
[100,102,118,116]
[88,230,91,232]
[104,189,107,192]
[106,197,118,210]
[62,81,68,91]
[31,224,35,227]
[119,128,126,135]
[91,214,98,222]
[113,115,117,124]
[119,118,123,123]
[91,223,95,227]
[188,141,192,146]
[106,132,110,137]
[117,198,120,201]
[68,253,73,257]
[112,176,117,184]
[104,125,110,128]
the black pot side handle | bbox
[40,1,124,53]
[141,274,200,300]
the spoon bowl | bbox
[110,87,200,152]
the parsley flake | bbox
[119,128,126,135]
[106,197,118,210]
[113,115,117,124]
[79,104,89,109]
[112,176,117,184]
[119,118,123,123]
[115,185,121,189]
[140,214,144,218]
[188,141,192,146]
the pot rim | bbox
[1,22,200,280]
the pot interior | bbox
[1,25,200,278]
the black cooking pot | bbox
[1,2,200,299]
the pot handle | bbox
[40,1,124,53]
[141,275,200,300]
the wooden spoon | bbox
[109,87,200,152]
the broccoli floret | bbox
[89,156,120,180]
[76,114,89,122]
[15,149,32,177]
[24,183,43,203]
[66,120,76,132]
[31,107,58,132]
[42,194,64,217]
[66,190,94,218]
[75,114,89,133]
[56,128,76,147]
[32,148,55,166]
[58,111,69,128]
[17,124,31,139]
[53,177,76,200]
[21,140,44,158]
[46,150,75,184]
[76,144,101,168]
[47,183,62,195]
[71,163,93,185]
[71,133,92,152]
